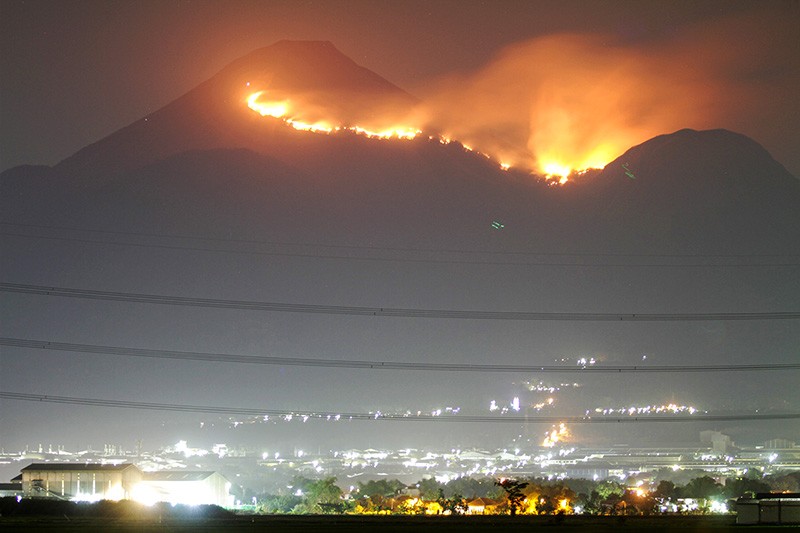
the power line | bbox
[2,283,798,321]
[2,392,797,423]
[2,224,798,268]
[3,337,798,373]
[6,221,798,258]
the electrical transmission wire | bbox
[2,392,797,423]
[5,221,798,258]
[3,223,798,268]
[3,337,798,373]
[2,283,798,321]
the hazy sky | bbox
[2,0,799,174]
[1,0,798,460]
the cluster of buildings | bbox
[1,432,798,514]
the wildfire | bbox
[247,90,419,140]
[246,91,290,118]
[542,422,569,447]
[246,89,602,182]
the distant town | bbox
[2,430,798,517]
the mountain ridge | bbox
[1,42,798,255]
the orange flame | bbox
[246,88,592,183]
[247,90,420,140]
[542,422,569,447]
[247,91,290,118]
[247,7,798,179]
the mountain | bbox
[565,129,800,252]
[2,45,799,453]
[1,41,798,255]
[48,40,418,180]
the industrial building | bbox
[18,463,231,507]
[736,493,800,525]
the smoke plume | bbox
[411,9,799,176]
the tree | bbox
[541,483,576,514]
[622,489,657,515]
[537,495,556,515]
[305,477,344,513]
[564,478,597,497]
[595,480,624,499]
[258,494,303,514]
[654,480,677,501]
[583,491,603,515]
[436,488,467,515]
[445,477,499,499]
[683,476,722,500]
[417,478,442,500]
[495,478,529,515]
[602,492,624,515]
[722,477,769,499]
[354,479,405,498]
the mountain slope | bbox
[48,40,417,180]
[1,38,797,255]
[576,129,800,252]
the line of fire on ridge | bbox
[245,90,597,184]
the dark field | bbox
[0,514,791,532]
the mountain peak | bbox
[603,128,796,184]
[214,40,412,99]
[50,41,417,178]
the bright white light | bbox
[72,492,103,503]
[709,500,728,514]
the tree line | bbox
[252,469,799,515]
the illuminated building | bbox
[736,493,800,525]
[21,463,141,501]
[137,471,233,507]
[18,463,231,506]
[0,478,23,498]
[466,497,499,514]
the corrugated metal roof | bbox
[143,471,215,481]
[21,463,137,472]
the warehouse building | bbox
[18,463,230,507]
[736,493,800,525]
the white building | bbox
[736,493,800,525]
[18,463,231,507]
[21,463,141,501]
[138,470,232,507]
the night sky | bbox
[2,0,799,175]
[1,0,799,462]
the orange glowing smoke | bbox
[410,8,799,178]
[413,34,709,178]
[246,9,798,180]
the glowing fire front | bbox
[247,91,421,139]
[245,89,607,182]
